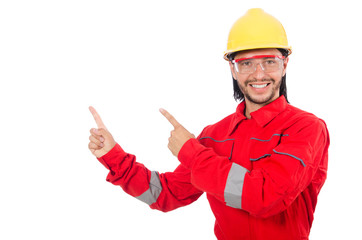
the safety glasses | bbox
[232,55,285,74]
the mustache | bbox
[244,78,275,86]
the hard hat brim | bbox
[223,46,292,61]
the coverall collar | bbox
[229,96,288,134]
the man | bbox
[88,8,329,240]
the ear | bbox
[229,61,238,79]
[282,57,289,76]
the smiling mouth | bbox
[250,83,269,89]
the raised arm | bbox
[88,107,203,212]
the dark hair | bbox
[230,48,289,103]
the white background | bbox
[1,0,361,239]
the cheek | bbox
[270,71,284,83]
[271,75,283,91]
[235,76,248,88]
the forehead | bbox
[233,48,281,59]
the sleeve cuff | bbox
[178,138,204,169]
[97,143,127,170]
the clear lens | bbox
[234,57,283,74]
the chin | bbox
[246,93,277,105]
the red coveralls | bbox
[97,96,329,240]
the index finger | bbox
[159,108,181,128]
[89,106,107,129]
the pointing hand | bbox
[160,108,195,157]
[88,106,116,158]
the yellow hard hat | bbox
[224,8,292,60]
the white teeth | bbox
[251,84,268,88]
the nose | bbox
[252,63,266,80]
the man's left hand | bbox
[160,108,195,157]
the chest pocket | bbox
[199,137,235,160]
[249,134,288,161]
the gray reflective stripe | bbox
[135,171,162,205]
[199,136,235,142]
[273,149,306,167]
[224,163,248,209]
[250,134,289,142]
[250,154,271,161]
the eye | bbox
[264,59,277,65]
[240,60,252,66]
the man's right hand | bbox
[88,106,116,158]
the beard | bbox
[239,78,281,105]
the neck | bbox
[244,96,278,119]
[244,101,264,119]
